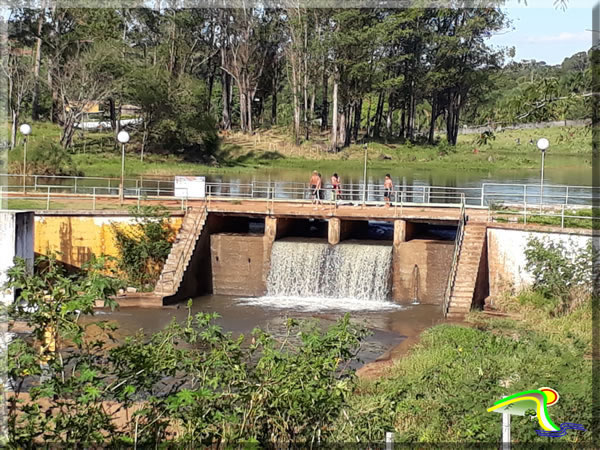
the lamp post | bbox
[19,123,31,193]
[117,130,130,205]
[362,142,368,206]
[537,138,549,209]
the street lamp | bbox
[19,123,31,193]
[362,142,368,206]
[117,130,130,204]
[537,138,549,209]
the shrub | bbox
[8,141,82,176]
[3,256,369,447]
[112,206,175,289]
[524,236,593,314]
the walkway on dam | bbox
[203,199,490,223]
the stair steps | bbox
[154,206,207,297]
[445,222,487,319]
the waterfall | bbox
[264,240,395,308]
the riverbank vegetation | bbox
[3,5,591,172]
[3,235,594,446]
[111,206,175,290]
[4,123,592,179]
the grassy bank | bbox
[3,122,591,178]
[335,292,592,444]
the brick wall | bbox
[392,239,454,305]
[210,234,266,296]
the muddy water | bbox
[96,295,444,367]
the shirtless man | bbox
[331,173,341,202]
[309,170,322,206]
[383,174,394,207]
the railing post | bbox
[46,186,50,210]
[157,180,161,197]
[565,186,569,205]
[137,188,141,211]
[524,199,527,225]
[480,183,485,207]
[74,177,78,194]
[34,175,37,191]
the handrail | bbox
[442,194,467,317]
[158,204,207,294]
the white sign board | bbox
[174,176,205,199]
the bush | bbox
[524,236,593,314]
[8,141,82,176]
[3,256,369,447]
[112,206,175,289]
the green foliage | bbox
[524,236,593,313]
[112,206,174,289]
[474,130,495,147]
[4,260,369,447]
[333,317,592,444]
[8,141,81,176]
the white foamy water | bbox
[237,295,402,312]
[251,240,398,311]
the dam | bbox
[9,178,593,320]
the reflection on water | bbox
[94,295,444,366]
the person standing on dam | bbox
[309,170,322,207]
[331,173,342,203]
[384,174,394,207]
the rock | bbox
[126,287,137,293]
[377,153,392,160]
[118,288,125,295]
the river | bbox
[96,295,444,368]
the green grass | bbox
[334,295,592,444]
[3,122,591,178]
[491,207,596,229]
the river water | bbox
[96,295,444,367]
[204,162,592,187]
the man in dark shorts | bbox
[309,170,322,207]
[384,174,394,207]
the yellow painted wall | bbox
[34,215,183,269]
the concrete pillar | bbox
[328,218,341,245]
[393,219,415,247]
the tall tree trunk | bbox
[445,91,461,146]
[11,110,18,150]
[247,89,253,133]
[344,106,351,147]
[428,98,437,145]
[321,67,328,131]
[330,74,338,151]
[386,93,393,136]
[338,108,346,148]
[373,91,384,138]
[221,49,231,129]
[353,98,362,142]
[271,66,278,125]
[365,94,372,138]
[407,81,416,141]
[108,98,117,132]
[239,90,247,132]
[31,6,44,121]
[399,104,405,138]
[207,62,216,113]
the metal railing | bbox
[1,173,596,212]
[157,205,207,294]
[442,197,467,317]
